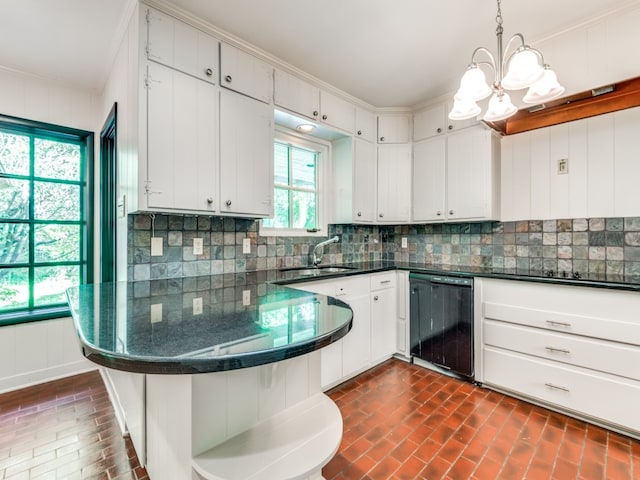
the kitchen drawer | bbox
[484,320,640,381]
[370,272,396,291]
[483,347,640,434]
[290,275,370,299]
[483,301,640,346]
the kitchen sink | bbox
[279,265,356,276]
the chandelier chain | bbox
[496,0,503,27]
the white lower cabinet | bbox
[289,272,399,389]
[477,278,640,438]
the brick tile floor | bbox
[323,359,640,480]
[0,371,148,480]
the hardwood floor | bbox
[0,371,147,480]
[1,361,638,479]
[323,359,640,479]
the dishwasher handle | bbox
[410,272,473,287]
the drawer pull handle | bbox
[545,383,570,393]
[545,320,572,328]
[380,280,391,284]
[545,346,571,354]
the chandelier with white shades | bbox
[448,0,565,122]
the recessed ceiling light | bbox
[296,124,316,133]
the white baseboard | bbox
[0,360,97,394]
[99,368,128,436]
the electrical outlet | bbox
[242,289,251,306]
[150,303,163,323]
[193,237,203,255]
[151,237,163,256]
[558,158,569,175]
[401,237,408,248]
[242,237,251,254]
[193,297,203,315]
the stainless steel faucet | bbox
[312,235,339,266]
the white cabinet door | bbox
[219,42,273,103]
[219,89,273,217]
[413,103,447,141]
[377,144,411,223]
[446,127,498,221]
[319,90,355,133]
[412,137,446,222]
[146,62,217,212]
[377,114,410,144]
[145,7,218,84]
[274,69,320,120]
[352,139,377,223]
[355,107,376,143]
[341,294,371,379]
[370,287,397,363]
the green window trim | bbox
[0,114,94,326]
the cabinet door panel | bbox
[220,43,273,103]
[319,91,354,133]
[413,137,446,222]
[414,104,445,141]
[274,69,320,120]
[342,294,371,378]
[355,107,376,143]
[146,62,217,212]
[370,288,396,364]
[377,144,411,222]
[377,115,410,144]
[352,139,377,222]
[219,90,273,216]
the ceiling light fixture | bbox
[296,124,316,133]
[449,0,564,122]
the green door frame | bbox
[100,104,117,283]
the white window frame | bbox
[260,127,330,237]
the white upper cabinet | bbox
[446,126,500,221]
[274,69,355,133]
[274,69,320,120]
[145,7,218,84]
[377,114,410,143]
[412,137,446,222]
[351,139,377,223]
[414,102,477,142]
[219,42,273,103]
[219,89,274,217]
[145,62,218,212]
[355,107,376,143]
[319,90,355,133]
[377,144,412,222]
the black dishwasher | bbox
[409,273,474,380]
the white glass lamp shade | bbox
[522,67,565,104]
[502,48,544,90]
[455,65,492,102]
[448,97,481,121]
[483,92,518,122]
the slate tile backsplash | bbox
[128,214,640,280]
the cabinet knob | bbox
[357,211,362,217]
[379,213,384,218]
[225,75,232,83]
[436,211,442,216]
[373,295,379,301]
[322,114,327,120]
[436,127,442,133]
[448,125,453,130]
[207,197,214,204]
[226,200,232,207]
[312,110,319,117]
[449,210,454,215]
[379,136,385,142]
[205,68,213,77]
[357,130,362,136]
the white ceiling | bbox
[0,0,637,106]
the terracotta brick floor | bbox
[323,359,640,480]
[0,371,148,480]
[1,362,639,480]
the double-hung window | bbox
[262,130,328,236]
[0,115,93,325]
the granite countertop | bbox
[66,272,353,374]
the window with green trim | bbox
[0,115,93,325]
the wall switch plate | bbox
[558,158,569,175]
[193,297,203,315]
[150,303,163,323]
[242,237,251,254]
[401,237,408,248]
[151,237,163,256]
[242,290,251,306]
[193,237,203,255]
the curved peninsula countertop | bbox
[66,272,353,374]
